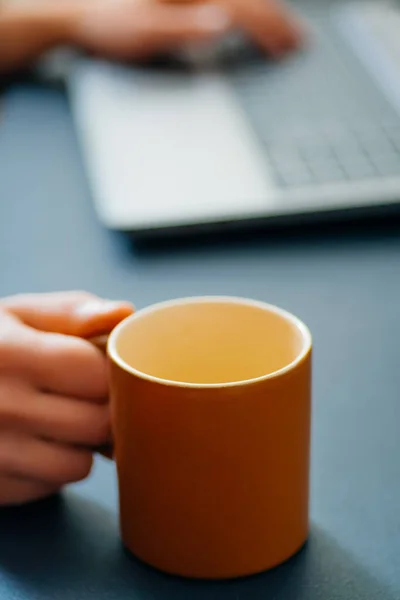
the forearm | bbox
[0,2,81,74]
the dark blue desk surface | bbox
[1,81,400,600]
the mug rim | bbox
[107,296,312,389]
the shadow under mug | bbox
[97,296,312,580]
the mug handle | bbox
[89,334,114,460]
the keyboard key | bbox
[330,139,364,159]
[359,138,396,157]
[267,147,301,166]
[308,161,347,183]
[383,121,400,133]
[341,158,377,180]
[274,166,313,188]
[387,133,400,153]
[299,144,335,162]
[370,154,400,177]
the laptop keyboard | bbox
[264,122,400,188]
[225,8,400,188]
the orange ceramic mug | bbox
[105,296,312,579]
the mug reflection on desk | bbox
[105,296,312,580]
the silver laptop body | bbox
[67,0,400,235]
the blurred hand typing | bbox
[0,0,303,74]
[74,0,303,61]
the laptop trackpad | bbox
[69,62,276,229]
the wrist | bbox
[0,1,87,74]
[0,1,86,58]
[20,2,85,47]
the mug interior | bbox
[110,298,309,385]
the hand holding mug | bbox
[0,292,133,506]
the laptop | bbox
[67,0,400,236]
